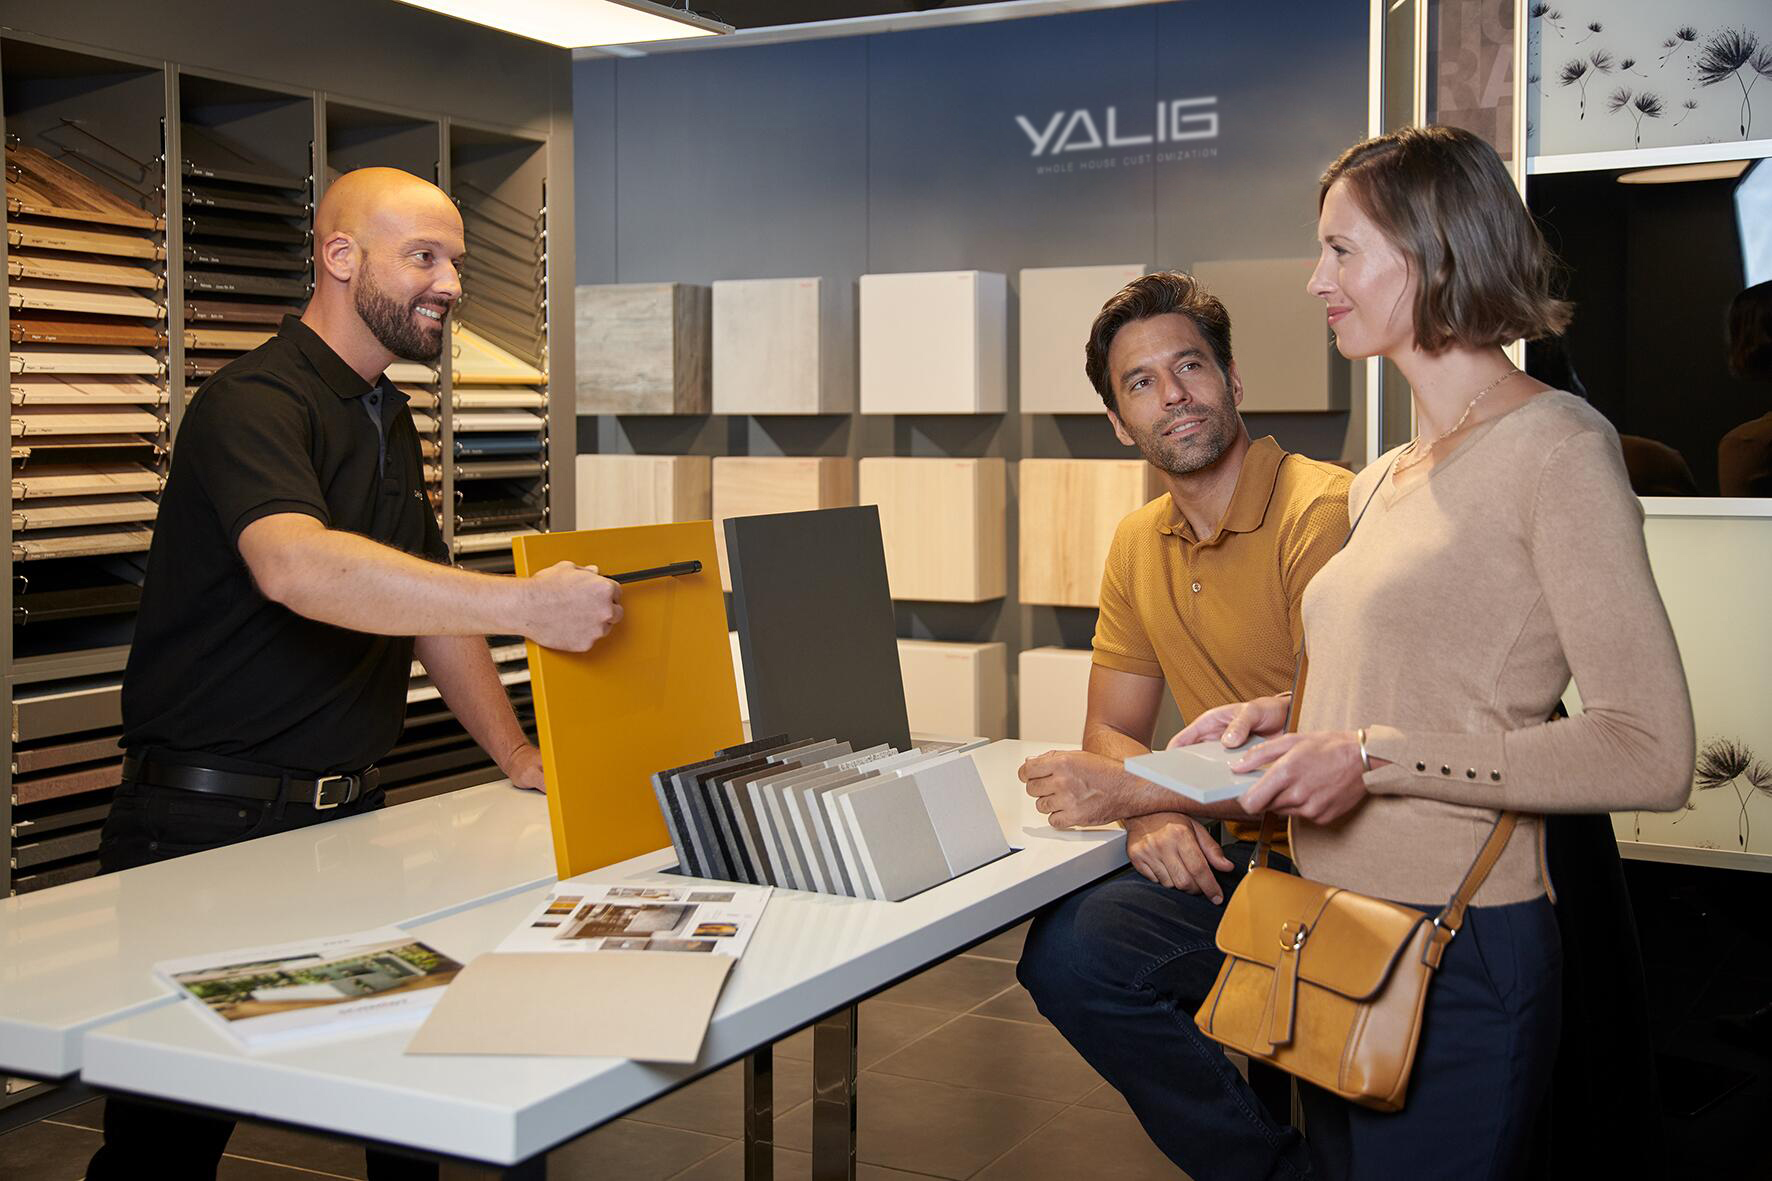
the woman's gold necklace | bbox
[1394,368,1521,476]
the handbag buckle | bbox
[1431,914,1457,941]
[1279,920,1309,951]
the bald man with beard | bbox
[88,169,612,1178]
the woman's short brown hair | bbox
[1319,125,1571,352]
[1084,271,1233,412]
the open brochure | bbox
[155,927,462,1049]
[496,880,771,958]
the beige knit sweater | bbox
[1295,392,1694,906]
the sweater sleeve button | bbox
[1415,761,1426,772]
[1441,765,1451,776]
[1491,770,1502,781]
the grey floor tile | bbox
[966,921,1030,963]
[1077,1080,1135,1115]
[0,1119,101,1181]
[971,982,1046,1025]
[880,955,1019,1014]
[626,1058,813,1139]
[868,1014,1102,1104]
[548,1117,727,1179]
[971,1105,1188,1181]
[772,1002,954,1069]
[667,1141,933,1180]
[776,1071,1065,1179]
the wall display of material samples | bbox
[858,270,1006,415]
[858,457,1006,602]
[575,282,710,415]
[1019,264,1149,414]
[1019,459,1165,608]
[1018,647,1094,745]
[897,639,1007,741]
[1187,258,1341,414]
[649,733,1007,901]
[712,277,851,416]
[576,454,710,531]
[710,456,854,591]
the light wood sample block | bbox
[711,456,855,591]
[575,454,711,531]
[1189,258,1342,413]
[1018,646,1094,744]
[1019,458,1165,607]
[859,271,1006,415]
[712,277,850,415]
[730,631,749,723]
[859,457,1006,602]
[1019,264,1149,414]
[576,282,710,415]
[898,639,1007,740]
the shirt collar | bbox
[278,315,390,402]
[1157,435,1287,543]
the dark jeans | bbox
[1019,843,1311,1181]
[88,775,436,1181]
[1300,895,1562,1180]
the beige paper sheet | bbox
[405,952,732,1063]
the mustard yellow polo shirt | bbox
[1093,436,1351,845]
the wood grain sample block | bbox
[1018,646,1094,744]
[575,454,711,532]
[1019,264,1148,414]
[859,271,1006,415]
[898,639,1007,740]
[1019,458,1165,607]
[576,282,710,415]
[1189,258,1342,413]
[859,457,1006,602]
[712,277,849,415]
[711,457,855,590]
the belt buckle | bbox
[313,774,355,810]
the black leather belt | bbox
[123,752,379,810]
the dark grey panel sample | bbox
[725,506,912,753]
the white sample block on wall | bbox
[1188,258,1342,413]
[898,639,1007,740]
[712,277,850,415]
[1018,647,1094,744]
[1019,263,1149,414]
[859,270,1006,415]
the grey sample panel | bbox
[840,777,953,903]
[725,506,913,753]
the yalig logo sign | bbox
[1017,97,1220,173]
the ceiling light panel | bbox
[393,0,727,49]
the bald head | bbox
[309,167,464,366]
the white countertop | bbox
[74,740,1125,1165]
[0,782,556,1077]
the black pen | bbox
[605,560,703,584]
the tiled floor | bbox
[0,922,1192,1180]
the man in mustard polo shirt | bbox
[1016,272,1349,1181]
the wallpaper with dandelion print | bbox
[1529,0,1772,155]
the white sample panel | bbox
[1018,647,1094,744]
[838,777,954,902]
[898,639,1007,740]
[907,756,1012,877]
[859,270,1006,415]
[1019,264,1148,414]
[713,277,847,415]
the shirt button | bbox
[1191,581,1202,593]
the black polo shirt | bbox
[122,316,448,775]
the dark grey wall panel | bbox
[574,58,619,286]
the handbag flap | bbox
[1216,867,1430,1001]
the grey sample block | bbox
[1019,264,1149,414]
[1188,258,1343,413]
[1124,739,1262,804]
[576,282,710,415]
[908,756,1011,876]
[839,778,954,902]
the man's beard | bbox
[353,261,444,363]
[1131,387,1240,477]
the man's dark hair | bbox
[1727,280,1772,382]
[1084,271,1233,412]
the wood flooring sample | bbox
[1189,258,1341,413]
[713,277,849,415]
[1019,264,1148,414]
[575,454,710,530]
[860,457,1005,601]
[898,639,1007,740]
[859,271,1006,415]
[711,456,855,590]
[576,282,710,415]
[1018,646,1094,744]
[1019,458,1164,607]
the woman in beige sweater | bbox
[1175,125,1694,1177]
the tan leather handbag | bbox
[1194,810,1518,1111]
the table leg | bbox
[810,1005,858,1181]
[745,1046,774,1180]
